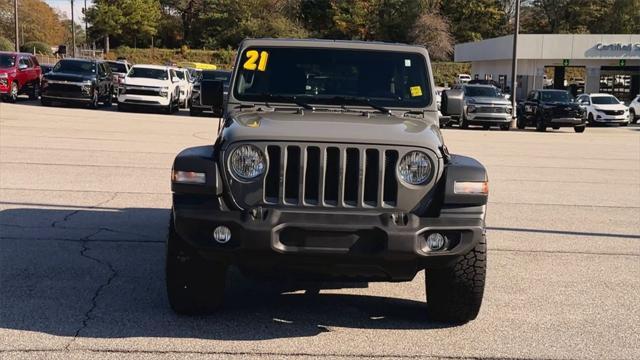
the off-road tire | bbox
[574,125,586,133]
[426,235,486,324]
[166,215,226,315]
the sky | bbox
[45,0,91,23]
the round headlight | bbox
[397,151,432,185]
[230,145,265,180]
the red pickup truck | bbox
[0,52,42,102]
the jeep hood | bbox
[222,110,443,154]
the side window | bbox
[19,57,30,68]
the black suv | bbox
[41,58,114,108]
[190,70,230,116]
[517,89,586,132]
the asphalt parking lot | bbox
[1,101,639,360]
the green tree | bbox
[86,0,124,52]
[120,0,162,47]
[440,0,508,42]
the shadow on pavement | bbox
[0,206,454,342]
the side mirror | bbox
[201,80,224,112]
[18,63,28,70]
[172,76,180,83]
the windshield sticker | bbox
[243,50,269,72]
[410,86,422,97]
[404,59,411,67]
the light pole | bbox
[510,0,520,126]
[14,0,18,51]
[71,0,76,57]
[84,0,88,48]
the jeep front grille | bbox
[263,144,399,208]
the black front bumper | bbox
[173,199,485,281]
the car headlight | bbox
[506,107,513,114]
[230,145,266,180]
[160,87,169,97]
[397,151,432,185]
[0,73,7,79]
[467,105,477,113]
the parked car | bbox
[169,38,489,324]
[117,64,180,114]
[457,73,472,83]
[442,84,513,130]
[577,93,630,126]
[172,67,193,107]
[106,60,132,98]
[628,95,639,124]
[0,52,42,102]
[190,70,230,116]
[516,89,586,132]
[40,58,114,108]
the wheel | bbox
[104,88,113,107]
[574,125,586,133]
[426,235,486,324]
[7,81,18,102]
[29,82,39,100]
[535,116,546,132]
[500,124,510,131]
[516,115,526,129]
[587,113,595,126]
[164,98,173,114]
[460,113,469,129]
[166,215,226,315]
[190,107,202,116]
[89,90,99,109]
[630,109,637,124]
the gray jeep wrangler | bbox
[169,39,489,324]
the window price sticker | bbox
[410,86,422,97]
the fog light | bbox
[213,226,231,244]
[426,233,446,251]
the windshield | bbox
[0,54,16,69]
[128,67,168,80]
[592,96,619,105]
[107,62,127,73]
[233,47,431,108]
[175,71,185,80]
[464,86,500,98]
[540,91,572,102]
[53,60,95,74]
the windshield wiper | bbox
[329,96,391,114]
[260,93,314,110]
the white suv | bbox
[577,93,629,126]
[117,65,180,114]
[629,95,639,124]
[172,67,193,107]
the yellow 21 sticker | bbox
[243,50,269,71]
[410,86,423,97]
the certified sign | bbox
[596,43,640,52]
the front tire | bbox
[630,109,637,124]
[7,81,18,102]
[426,235,487,324]
[29,82,39,100]
[535,115,546,132]
[460,113,469,129]
[516,115,526,129]
[89,90,99,109]
[166,215,226,315]
[574,125,586,133]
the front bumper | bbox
[592,114,628,123]
[41,92,92,102]
[118,94,170,106]
[546,117,585,126]
[466,112,512,123]
[173,200,485,280]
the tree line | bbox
[1,0,638,59]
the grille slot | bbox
[260,144,401,208]
[126,88,159,96]
[284,146,301,204]
[265,146,280,202]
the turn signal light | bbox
[172,170,206,184]
[453,181,489,195]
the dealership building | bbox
[454,34,640,102]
